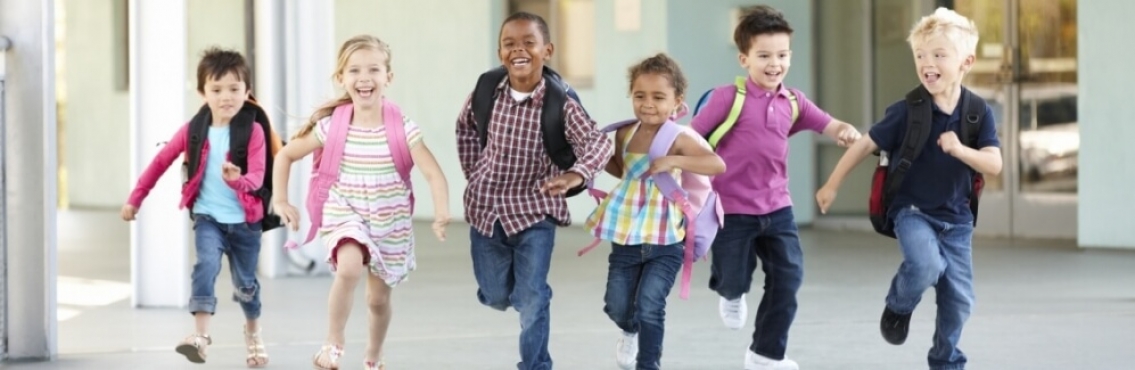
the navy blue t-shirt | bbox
[868,98,1000,224]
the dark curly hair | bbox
[627,53,688,98]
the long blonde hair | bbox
[292,35,393,140]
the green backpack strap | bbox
[706,76,800,149]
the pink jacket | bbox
[127,122,267,223]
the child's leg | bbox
[632,242,683,370]
[323,240,367,346]
[885,209,947,314]
[749,207,804,361]
[177,216,226,363]
[363,273,393,364]
[227,222,267,367]
[507,219,557,370]
[708,215,762,300]
[603,243,645,334]
[469,222,515,311]
[926,223,975,370]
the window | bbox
[507,0,595,88]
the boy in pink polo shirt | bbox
[690,5,861,370]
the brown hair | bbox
[627,53,688,98]
[196,47,251,93]
[292,35,393,140]
[733,5,794,55]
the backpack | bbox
[692,76,799,149]
[184,98,285,231]
[868,85,987,238]
[288,100,414,248]
[579,118,724,300]
[470,65,588,197]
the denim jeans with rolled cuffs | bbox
[188,214,263,320]
[469,218,557,370]
[887,206,975,370]
[604,242,683,370]
[708,206,803,360]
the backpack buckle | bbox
[896,158,913,171]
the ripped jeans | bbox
[189,214,263,319]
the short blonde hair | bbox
[907,7,979,57]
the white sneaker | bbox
[719,295,747,330]
[615,331,638,370]
[744,349,799,370]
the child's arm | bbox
[815,135,880,214]
[123,123,191,220]
[651,132,726,176]
[542,100,614,195]
[223,124,267,192]
[820,118,864,147]
[690,88,731,137]
[409,140,451,241]
[270,131,323,231]
[455,95,479,180]
[603,127,627,179]
[939,134,1003,176]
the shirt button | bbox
[765,92,771,97]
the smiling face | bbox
[739,33,792,91]
[631,73,683,127]
[910,34,974,95]
[498,19,553,88]
[200,72,250,124]
[336,48,392,109]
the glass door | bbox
[954,0,1078,239]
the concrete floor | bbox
[3,210,1134,369]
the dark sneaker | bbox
[880,307,912,345]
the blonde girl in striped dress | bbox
[584,53,725,370]
[272,35,450,370]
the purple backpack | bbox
[581,118,723,299]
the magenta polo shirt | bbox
[691,78,832,216]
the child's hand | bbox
[815,185,838,214]
[432,212,450,241]
[120,204,138,221]
[273,200,300,231]
[541,172,584,196]
[837,127,863,147]
[222,162,241,181]
[649,156,680,175]
[938,132,963,156]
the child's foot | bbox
[312,344,343,370]
[244,325,269,368]
[364,359,385,370]
[615,331,637,370]
[719,294,747,330]
[880,306,912,345]
[744,349,799,370]
[175,333,211,363]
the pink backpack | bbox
[580,118,724,299]
[286,99,414,248]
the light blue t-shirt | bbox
[192,126,246,223]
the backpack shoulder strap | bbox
[598,118,639,134]
[185,104,212,183]
[228,104,258,175]
[472,66,509,150]
[647,121,687,201]
[540,70,576,170]
[884,85,935,197]
[319,104,353,178]
[959,87,987,149]
[786,88,800,124]
[705,76,748,149]
[382,99,413,186]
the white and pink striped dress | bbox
[314,115,421,286]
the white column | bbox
[0,0,58,360]
[280,0,335,276]
[253,0,286,277]
[129,0,189,307]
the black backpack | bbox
[868,85,987,238]
[470,65,588,197]
[184,99,284,231]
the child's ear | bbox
[544,42,555,61]
[960,54,976,73]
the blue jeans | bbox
[189,214,263,320]
[604,242,683,370]
[469,218,556,370]
[707,206,803,360]
[888,207,975,370]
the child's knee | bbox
[232,282,259,303]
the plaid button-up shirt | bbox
[456,76,613,237]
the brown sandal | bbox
[175,333,211,363]
[244,326,269,368]
[312,344,343,370]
